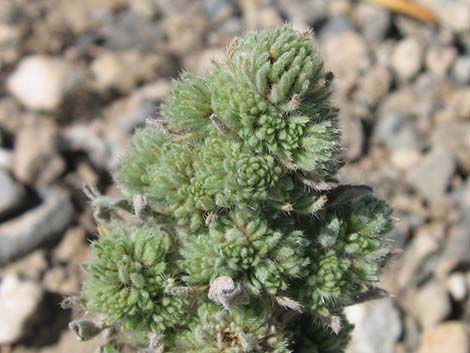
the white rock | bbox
[7,55,79,111]
[0,275,44,344]
[346,298,402,353]
[446,273,468,301]
[392,38,424,82]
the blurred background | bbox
[0,0,469,352]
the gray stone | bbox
[452,56,470,85]
[320,16,354,38]
[353,3,390,43]
[0,275,44,344]
[345,298,402,353]
[278,0,328,27]
[204,0,237,22]
[0,187,74,265]
[415,279,451,329]
[375,112,423,151]
[418,322,470,353]
[102,12,162,51]
[392,37,424,82]
[0,168,24,216]
[7,55,80,111]
[407,148,456,200]
[431,121,470,173]
[439,225,470,273]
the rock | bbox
[425,46,457,78]
[161,14,207,55]
[452,56,470,85]
[322,31,370,93]
[240,0,283,29]
[356,65,392,107]
[391,149,421,170]
[7,55,79,111]
[431,122,470,173]
[0,188,74,265]
[439,225,470,274]
[0,250,48,281]
[184,47,225,75]
[353,3,391,43]
[416,0,470,33]
[0,275,44,344]
[204,0,236,23]
[13,120,64,186]
[397,227,439,289]
[418,322,470,353]
[392,38,424,82]
[446,273,468,301]
[345,298,402,353]
[278,0,328,27]
[129,0,159,18]
[0,148,13,169]
[320,16,355,38]
[102,11,162,51]
[0,168,24,217]
[375,112,423,151]
[91,51,174,92]
[407,148,456,201]
[415,279,451,329]
[452,179,470,225]
[340,113,364,161]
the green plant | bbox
[71,25,394,353]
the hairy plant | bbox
[71,25,394,353]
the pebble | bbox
[425,46,457,78]
[340,113,364,161]
[452,56,470,85]
[374,111,423,151]
[13,120,64,186]
[392,38,424,82]
[446,273,468,301]
[407,148,456,201]
[0,187,74,265]
[353,3,390,43]
[278,0,328,27]
[91,51,173,93]
[0,275,44,344]
[0,168,24,217]
[345,298,402,353]
[322,31,370,93]
[418,322,470,353]
[6,55,79,111]
[356,65,392,107]
[102,11,162,51]
[320,16,355,38]
[439,225,470,274]
[431,122,470,173]
[204,0,237,23]
[416,0,470,33]
[415,279,451,329]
